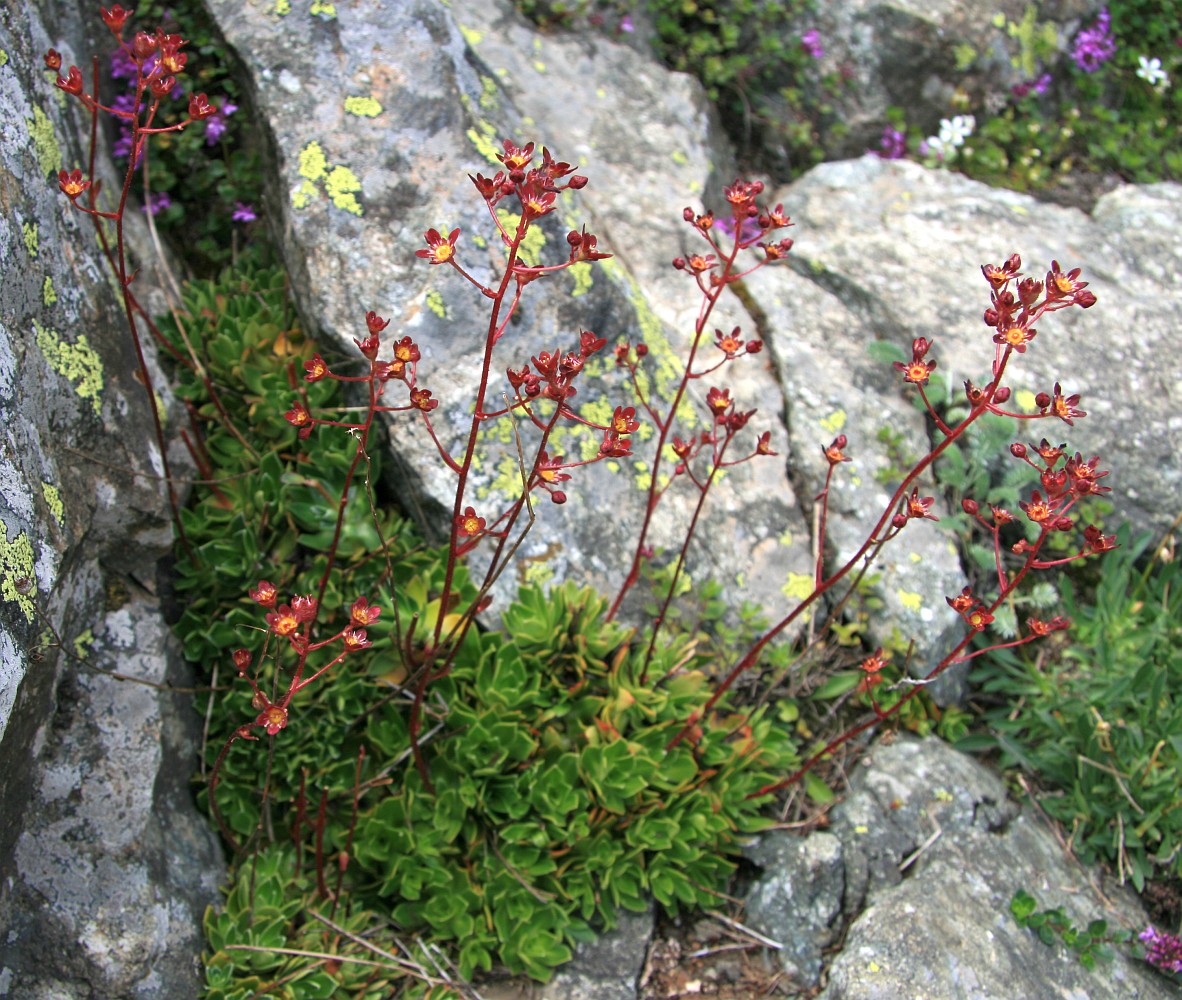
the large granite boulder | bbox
[0,4,223,996]
[203,0,815,626]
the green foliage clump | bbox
[971,527,1182,890]
[1010,888,1131,969]
[172,270,798,992]
[643,0,843,175]
[935,2,1182,193]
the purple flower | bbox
[1033,72,1053,94]
[874,125,906,159]
[1072,8,1116,72]
[231,202,257,223]
[618,14,634,33]
[142,191,172,216]
[716,214,762,247]
[203,102,238,146]
[110,47,137,81]
[1140,926,1182,974]
[800,29,824,60]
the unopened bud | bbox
[1035,392,1051,409]
[891,513,908,529]
[551,491,566,504]
[993,386,1011,403]
[1010,443,1027,459]
[962,498,979,515]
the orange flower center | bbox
[463,516,481,534]
[1004,327,1027,345]
[273,614,298,636]
[1054,274,1074,294]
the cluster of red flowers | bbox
[48,6,217,203]
[234,583,382,735]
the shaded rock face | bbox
[804,0,1094,160]
[745,738,1176,1000]
[0,3,223,996]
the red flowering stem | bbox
[641,428,736,680]
[607,239,745,622]
[666,388,1001,752]
[917,385,953,436]
[432,223,525,650]
[814,463,838,589]
[420,414,463,473]
[750,524,1052,798]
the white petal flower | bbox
[1136,55,1169,87]
[937,115,976,148]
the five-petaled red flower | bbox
[350,596,382,628]
[409,387,438,412]
[304,354,328,382]
[904,489,938,521]
[266,604,300,637]
[416,227,460,264]
[456,506,486,536]
[58,169,90,200]
[249,580,277,607]
[965,607,995,631]
[257,703,288,735]
[285,401,313,438]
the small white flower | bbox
[1136,55,1169,87]
[937,115,976,148]
[924,135,947,158]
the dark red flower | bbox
[416,227,460,264]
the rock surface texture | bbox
[0,3,223,996]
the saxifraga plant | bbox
[44,6,1119,993]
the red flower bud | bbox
[1010,442,1027,458]
[962,498,979,515]
[132,31,158,60]
[56,66,84,96]
[150,74,177,98]
[568,175,588,189]
[993,386,1011,403]
[44,49,62,71]
[551,491,566,504]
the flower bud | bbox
[551,491,566,504]
[683,207,695,222]
[891,513,908,529]
[962,498,979,515]
[993,386,1011,403]
[132,31,158,60]
[568,175,588,189]
[1010,442,1027,458]
[44,49,62,71]
[1035,392,1051,409]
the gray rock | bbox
[788,737,1174,1000]
[744,831,844,984]
[538,905,652,1000]
[0,3,223,995]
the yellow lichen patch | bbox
[42,483,64,526]
[532,60,546,73]
[1015,388,1037,413]
[522,559,555,586]
[782,572,815,602]
[495,210,545,266]
[291,179,318,209]
[909,552,921,563]
[426,289,447,318]
[22,223,38,257]
[0,50,7,66]
[72,627,95,658]
[27,106,62,177]
[897,590,923,611]
[298,141,328,182]
[779,528,794,547]
[326,166,362,215]
[34,320,103,414]
[1,531,35,621]
[310,0,336,16]
[42,276,57,307]
[273,0,290,13]
[671,149,689,166]
[571,263,593,297]
[820,409,846,434]
[479,75,499,112]
[463,121,501,167]
[344,96,383,118]
[460,25,484,47]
